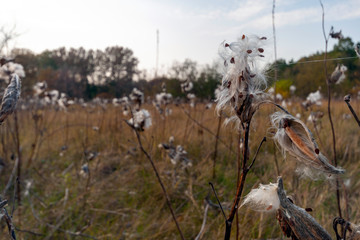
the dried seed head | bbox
[330,64,347,84]
[0,74,21,125]
[258,48,264,53]
[225,43,230,47]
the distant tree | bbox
[170,59,198,82]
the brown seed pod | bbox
[242,34,245,39]
[230,57,235,64]
[247,50,252,54]
[258,48,264,53]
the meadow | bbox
[0,98,358,239]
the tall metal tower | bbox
[155,29,159,78]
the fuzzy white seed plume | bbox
[216,35,268,123]
[241,182,280,212]
[289,85,296,94]
[306,90,321,105]
[0,74,21,124]
[271,111,344,175]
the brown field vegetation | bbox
[0,99,358,239]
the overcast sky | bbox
[1,0,360,77]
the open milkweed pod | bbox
[276,177,332,240]
[271,112,344,175]
[0,74,21,125]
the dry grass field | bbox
[0,98,358,239]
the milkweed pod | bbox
[271,112,344,175]
[0,74,21,125]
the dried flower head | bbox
[329,27,343,40]
[289,85,296,94]
[180,80,193,93]
[33,81,48,96]
[0,62,25,84]
[330,64,347,84]
[302,90,322,110]
[216,35,268,123]
[241,182,280,212]
[160,137,192,168]
[271,112,344,175]
[155,92,172,106]
[127,109,152,131]
[129,88,144,109]
[0,74,21,124]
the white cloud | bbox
[227,0,270,22]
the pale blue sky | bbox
[1,0,359,77]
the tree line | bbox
[6,36,360,101]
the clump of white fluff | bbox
[241,183,280,212]
[128,109,152,131]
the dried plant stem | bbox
[2,207,16,240]
[272,0,277,101]
[224,121,266,240]
[344,95,360,127]
[195,203,209,240]
[212,115,222,179]
[2,157,19,197]
[224,122,250,240]
[182,104,191,143]
[236,128,241,240]
[320,0,342,219]
[13,112,21,227]
[130,125,185,240]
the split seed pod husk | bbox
[276,177,332,240]
[0,74,21,124]
[271,112,344,175]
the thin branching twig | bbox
[319,0,342,219]
[195,203,210,240]
[125,108,185,240]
